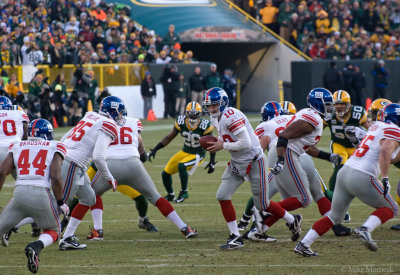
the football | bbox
[199,135,218,150]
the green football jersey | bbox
[174,115,213,156]
[325,105,368,148]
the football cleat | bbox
[25,244,40,273]
[287,214,302,241]
[2,228,18,247]
[220,234,244,250]
[59,235,87,250]
[87,226,104,240]
[294,242,318,257]
[343,212,351,223]
[391,224,400,230]
[247,228,277,242]
[237,219,250,231]
[241,223,256,240]
[332,224,352,236]
[181,226,198,238]
[138,217,159,232]
[31,223,41,237]
[353,226,378,252]
[175,190,188,203]
[164,194,175,201]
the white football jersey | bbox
[9,138,66,188]
[0,109,29,146]
[62,112,118,168]
[287,108,323,155]
[211,107,262,162]
[345,121,400,177]
[255,115,294,151]
[106,117,141,159]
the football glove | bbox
[344,129,359,145]
[205,161,217,174]
[382,177,390,198]
[108,178,117,192]
[329,153,343,166]
[59,203,70,216]
[148,149,157,162]
[271,158,285,175]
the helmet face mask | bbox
[333,90,351,118]
[202,88,229,119]
[185,101,202,125]
[280,101,296,115]
[307,88,334,120]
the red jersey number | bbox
[111,127,133,145]
[18,149,48,176]
[1,120,17,136]
[224,109,235,119]
[68,121,93,141]
[354,135,375,158]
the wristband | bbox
[276,136,288,149]
[317,151,331,161]
[57,199,64,207]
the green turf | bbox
[1,114,400,274]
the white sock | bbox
[63,217,81,238]
[38,233,54,248]
[91,209,103,231]
[301,229,320,247]
[15,217,35,228]
[283,211,295,224]
[166,211,186,230]
[262,224,269,232]
[139,216,146,222]
[324,210,330,217]
[227,221,240,236]
[362,215,381,232]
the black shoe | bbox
[287,214,302,241]
[25,243,41,273]
[294,242,318,257]
[247,228,277,242]
[2,227,17,247]
[332,224,352,237]
[353,226,378,252]
[164,193,175,201]
[175,190,188,203]
[391,224,400,230]
[220,234,244,250]
[237,216,251,231]
[181,226,198,238]
[241,222,256,240]
[59,235,87,250]
[138,217,159,232]
[31,223,41,237]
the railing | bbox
[223,0,312,61]
[0,63,145,92]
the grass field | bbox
[1,114,400,274]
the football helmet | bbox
[307,88,334,120]
[28,119,54,140]
[333,90,351,117]
[185,101,202,124]
[280,101,296,115]
[380,103,400,126]
[260,101,283,121]
[99,96,127,126]
[0,96,12,110]
[202,87,229,118]
[369,98,391,121]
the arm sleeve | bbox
[223,128,251,151]
[93,131,114,181]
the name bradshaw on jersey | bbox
[345,121,400,178]
[0,109,29,146]
[325,105,368,148]
[255,115,293,150]
[174,115,213,157]
[9,139,66,188]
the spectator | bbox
[371,60,388,100]
[38,84,55,123]
[341,63,355,99]
[315,10,330,37]
[87,70,98,107]
[5,73,23,100]
[15,91,29,114]
[141,71,156,119]
[71,66,90,115]
[175,72,189,115]
[51,42,65,68]
[206,63,222,90]
[221,69,237,107]
[259,0,279,33]
[323,61,343,93]
[28,74,44,104]
[351,65,366,107]
[52,74,68,98]
[183,51,197,64]
[68,89,83,126]
[189,66,206,104]
[160,64,179,119]
[162,24,181,47]
[278,5,292,41]
[156,50,171,64]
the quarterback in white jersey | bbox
[295,104,400,257]
[203,88,300,250]
[59,96,126,250]
[68,116,198,245]
[0,119,69,273]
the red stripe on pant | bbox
[219,200,236,223]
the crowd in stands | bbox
[236,0,400,60]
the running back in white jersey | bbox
[106,117,141,159]
[345,121,400,177]
[9,139,66,188]
[0,110,29,146]
[255,115,294,151]
[287,108,323,155]
[211,107,262,163]
[62,112,118,167]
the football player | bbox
[148,101,217,203]
[295,103,400,256]
[281,101,296,115]
[203,88,301,250]
[58,96,125,250]
[0,119,69,273]
[324,90,370,201]
[71,115,197,244]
